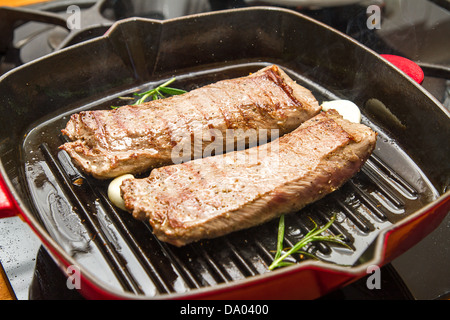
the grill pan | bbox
[0,7,449,300]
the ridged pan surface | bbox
[21,62,439,297]
[0,8,448,299]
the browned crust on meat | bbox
[121,110,377,246]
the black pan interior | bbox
[0,8,448,298]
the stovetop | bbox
[0,0,448,300]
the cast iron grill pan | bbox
[21,63,439,297]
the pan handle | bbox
[0,175,17,219]
[380,54,424,84]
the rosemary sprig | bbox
[111,77,186,108]
[268,215,351,270]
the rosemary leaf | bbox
[112,77,186,108]
[274,214,285,261]
[268,215,350,270]
[159,86,187,95]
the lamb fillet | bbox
[120,110,377,247]
[60,65,320,179]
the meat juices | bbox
[60,65,321,179]
[121,110,377,247]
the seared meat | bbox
[60,65,320,179]
[120,110,377,247]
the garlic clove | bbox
[321,100,361,123]
[107,174,134,210]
